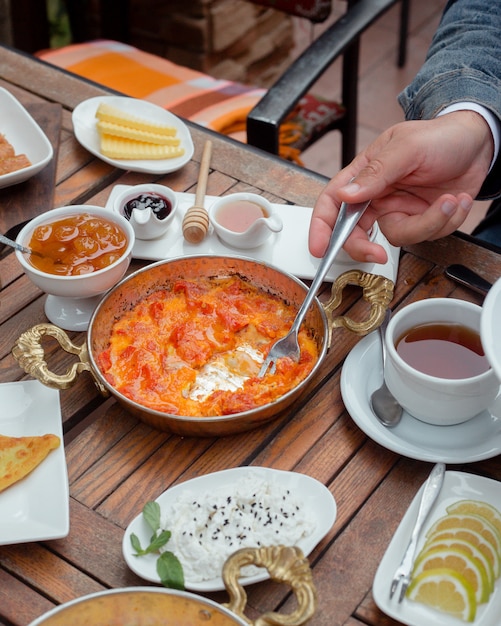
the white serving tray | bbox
[105,186,400,284]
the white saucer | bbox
[340,332,501,463]
[374,470,501,625]
[481,275,501,382]
[72,96,194,174]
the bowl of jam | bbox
[113,184,178,240]
[15,205,135,331]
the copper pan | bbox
[28,545,316,626]
[12,255,393,436]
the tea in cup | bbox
[384,298,500,425]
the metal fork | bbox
[389,462,446,603]
[258,199,370,377]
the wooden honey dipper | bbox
[182,140,212,243]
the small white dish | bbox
[122,466,336,592]
[105,186,400,285]
[0,87,53,189]
[340,331,501,463]
[209,192,283,249]
[481,276,501,382]
[113,183,178,240]
[72,96,194,174]
[373,470,501,626]
[0,380,69,545]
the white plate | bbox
[0,87,53,189]
[340,331,501,463]
[374,470,501,625]
[481,275,501,382]
[106,186,400,283]
[122,466,336,592]
[0,380,69,545]
[72,96,194,174]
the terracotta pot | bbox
[28,546,316,626]
[13,255,393,436]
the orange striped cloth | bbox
[38,40,344,164]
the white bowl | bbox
[384,298,500,425]
[209,192,283,249]
[0,87,53,189]
[113,183,178,240]
[15,205,135,331]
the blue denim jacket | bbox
[398,0,501,199]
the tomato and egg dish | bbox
[96,275,319,417]
[27,213,128,276]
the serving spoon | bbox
[370,307,403,427]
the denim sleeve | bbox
[398,0,501,199]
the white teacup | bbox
[384,298,500,425]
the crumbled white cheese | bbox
[159,473,315,582]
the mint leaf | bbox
[130,529,171,556]
[142,501,161,533]
[130,532,144,555]
[157,551,185,590]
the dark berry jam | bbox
[123,193,172,221]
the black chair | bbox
[246,0,410,167]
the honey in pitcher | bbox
[396,322,490,379]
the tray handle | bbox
[11,322,107,394]
[222,545,317,626]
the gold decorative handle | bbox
[11,323,107,394]
[323,269,394,347]
[222,545,317,626]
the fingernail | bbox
[441,199,457,216]
[459,197,473,212]
[341,182,361,195]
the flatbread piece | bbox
[0,433,60,492]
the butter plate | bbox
[373,470,501,626]
[481,276,501,382]
[122,466,336,592]
[0,380,69,545]
[72,96,194,174]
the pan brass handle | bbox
[11,322,107,394]
[222,545,316,626]
[323,269,394,347]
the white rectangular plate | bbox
[0,380,69,545]
[373,470,501,625]
[106,185,400,284]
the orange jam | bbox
[27,213,128,276]
[96,275,319,417]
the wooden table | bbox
[1,45,501,626]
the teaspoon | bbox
[0,233,42,257]
[370,308,403,427]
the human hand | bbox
[309,111,494,263]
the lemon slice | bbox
[421,536,495,592]
[406,568,477,622]
[412,546,491,603]
[426,513,501,558]
[447,499,501,538]
[425,527,501,579]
